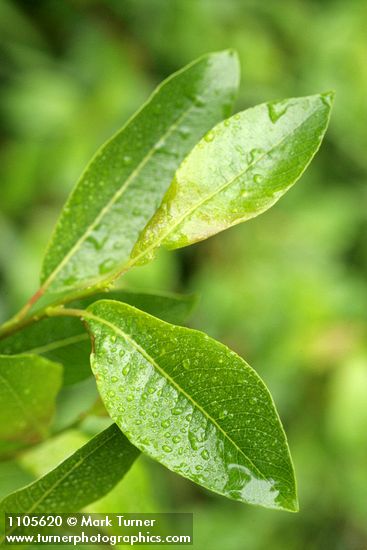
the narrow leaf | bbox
[0,355,62,456]
[132,93,333,261]
[85,301,298,511]
[40,50,239,300]
[0,425,139,522]
[0,289,196,386]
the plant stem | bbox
[45,306,86,319]
[0,284,111,340]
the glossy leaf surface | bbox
[40,50,239,298]
[132,93,333,261]
[85,301,297,511]
[0,425,139,519]
[0,355,62,456]
[0,289,196,386]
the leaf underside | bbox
[0,355,62,457]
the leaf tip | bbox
[320,90,335,108]
[207,48,241,87]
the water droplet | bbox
[321,92,334,107]
[86,234,108,251]
[219,409,228,420]
[179,126,190,139]
[123,155,132,166]
[186,414,192,422]
[253,174,263,184]
[107,390,115,397]
[204,131,215,143]
[172,435,181,444]
[267,102,288,123]
[154,141,165,152]
[122,366,130,376]
[161,419,170,428]
[188,432,199,450]
[248,148,264,164]
[195,465,203,471]
[99,258,116,274]
[183,359,190,370]
[127,395,134,402]
[162,445,172,453]
[172,407,183,415]
[201,449,209,460]
[111,376,118,383]
[194,95,205,107]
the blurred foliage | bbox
[0,0,367,548]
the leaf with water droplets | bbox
[0,425,139,532]
[132,92,333,260]
[85,300,298,511]
[39,50,240,303]
[0,355,62,458]
[0,289,197,386]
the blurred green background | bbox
[1,0,367,548]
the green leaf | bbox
[0,461,34,500]
[85,300,298,511]
[51,377,100,433]
[40,50,239,301]
[0,425,139,524]
[84,458,159,514]
[132,93,333,261]
[0,355,62,456]
[0,289,197,386]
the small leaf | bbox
[85,300,298,511]
[0,425,139,522]
[132,93,333,261]
[0,355,62,456]
[0,289,196,386]
[40,50,239,300]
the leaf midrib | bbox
[19,333,88,356]
[43,105,195,292]
[132,100,324,262]
[87,310,267,482]
[5,429,118,515]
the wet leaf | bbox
[0,289,197,386]
[0,425,139,523]
[85,300,298,511]
[40,50,239,300]
[132,93,333,261]
[0,355,62,457]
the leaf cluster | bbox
[0,50,333,522]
